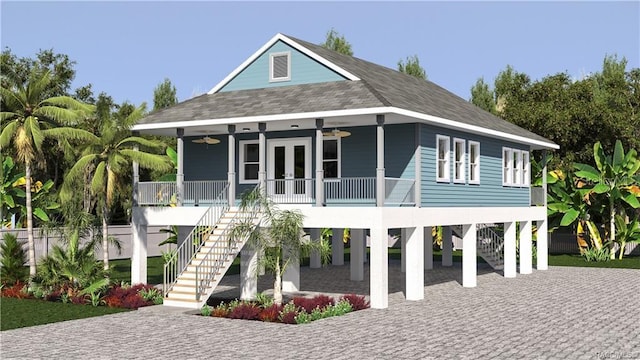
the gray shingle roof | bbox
[138,34,555,147]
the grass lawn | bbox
[0,297,129,331]
[549,254,640,269]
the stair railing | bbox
[477,225,504,263]
[194,185,262,302]
[163,183,229,297]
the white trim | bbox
[522,151,530,186]
[468,141,480,184]
[269,51,291,82]
[322,136,341,179]
[387,107,559,150]
[502,147,513,186]
[513,149,522,186]
[133,105,559,150]
[436,135,450,183]
[208,33,360,94]
[239,140,260,184]
[453,138,465,184]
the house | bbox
[131,33,558,309]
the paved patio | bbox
[1,262,639,359]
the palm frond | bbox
[26,70,52,103]
[117,136,165,150]
[121,103,147,128]
[43,127,98,143]
[0,120,19,148]
[40,96,96,114]
[0,85,26,111]
[34,106,84,124]
[25,116,44,154]
[91,161,107,195]
[120,149,173,172]
[60,154,98,202]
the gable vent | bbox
[270,52,290,81]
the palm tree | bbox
[61,101,171,270]
[1,69,96,278]
[233,188,330,305]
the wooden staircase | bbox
[163,209,239,308]
[451,225,504,270]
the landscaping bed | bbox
[200,293,369,325]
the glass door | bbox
[268,138,311,203]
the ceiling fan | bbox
[191,135,220,145]
[322,128,351,138]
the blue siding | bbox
[219,40,347,92]
[420,124,530,207]
[184,125,418,200]
[184,136,228,181]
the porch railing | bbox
[324,177,376,204]
[184,180,229,206]
[138,181,177,205]
[384,177,415,206]
[264,178,315,204]
[137,180,227,206]
[530,187,545,206]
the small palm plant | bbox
[232,188,330,305]
[0,233,28,285]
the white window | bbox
[468,141,480,184]
[269,52,290,82]
[513,150,522,185]
[522,151,530,186]
[239,140,260,184]
[436,135,450,182]
[323,137,340,178]
[503,147,513,186]
[453,138,465,183]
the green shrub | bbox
[255,292,273,307]
[294,311,311,324]
[201,305,212,316]
[582,247,610,262]
[0,233,28,285]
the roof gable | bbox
[210,33,359,94]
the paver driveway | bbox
[1,263,639,359]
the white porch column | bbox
[405,227,424,301]
[536,219,549,270]
[503,222,517,278]
[240,245,257,300]
[176,128,184,206]
[132,132,139,207]
[424,226,433,270]
[350,228,364,281]
[130,211,147,285]
[401,228,407,272]
[462,223,477,288]
[370,226,389,309]
[442,226,453,267]
[282,245,300,292]
[519,220,533,274]
[332,228,344,265]
[376,114,385,207]
[309,228,322,268]
[227,125,236,206]
[315,118,324,207]
[258,122,266,193]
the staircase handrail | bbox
[194,185,262,301]
[477,225,504,261]
[163,183,230,297]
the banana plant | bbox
[546,168,603,252]
[1,156,25,227]
[614,215,640,260]
[573,141,640,259]
[14,178,60,226]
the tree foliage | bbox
[153,78,178,111]
[397,55,427,80]
[470,77,496,114]
[470,55,640,166]
[321,28,353,56]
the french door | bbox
[267,138,312,202]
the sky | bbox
[1,1,639,107]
